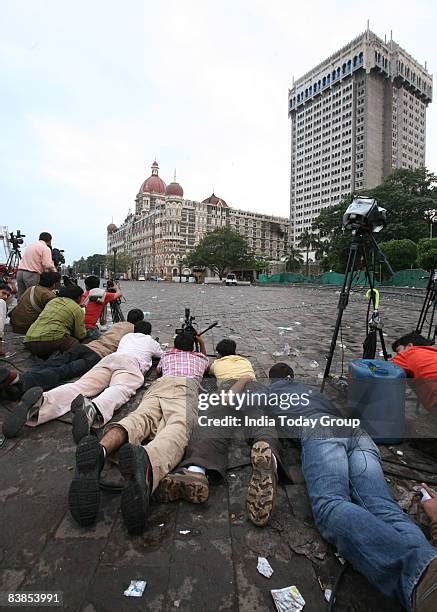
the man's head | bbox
[39,271,61,289]
[0,282,11,301]
[174,331,195,352]
[39,232,52,246]
[58,285,84,303]
[269,362,294,381]
[134,320,152,335]
[84,275,100,290]
[216,339,236,357]
[392,331,433,354]
[127,309,145,324]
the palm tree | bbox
[298,230,321,276]
[284,246,304,272]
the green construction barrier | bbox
[259,268,431,287]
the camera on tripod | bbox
[9,230,25,252]
[52,248,65,271]
[343,197,387,234]
[175,308,197,337]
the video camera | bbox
[343,197,386,234]
[9,230,25,252]
[175,308,197,337]
[52,248,65,270]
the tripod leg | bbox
[321,237,362,391]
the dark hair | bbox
[85,275,100,290]
[134,320,152,335]
[58,285,84,300]
[174,331,195,352]
[39,232,52,242]
[269,363,294,380]
[39,272,61,288]
[127,309,144,324]
[0,282,11,293]
[392,331,433,352]
[216,339,236,357]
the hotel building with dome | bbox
[107,161,289,279]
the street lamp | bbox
[425,210,437,239]
[112,247,117,278]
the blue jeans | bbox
[301,431,437,610]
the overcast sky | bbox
[1,0,436,263]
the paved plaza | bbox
[1,282,436,612]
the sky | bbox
[1,0,436,263]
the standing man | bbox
[16,232,57,300]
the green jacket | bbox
[24,297,86,343]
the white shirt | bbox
[116,333,163,373]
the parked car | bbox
[138,275,145,281]
[225,273,237,286]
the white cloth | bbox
[0,299,7,338]
[116,332,163,373]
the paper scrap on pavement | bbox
[324,589,332,602]
[271,586,305,611]
[124,580,147,597]
[257,556,274,578]
[179,530,191,535]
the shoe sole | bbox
[247,441,276,527]
[119,445,151,535]
[68,435,102,526]
[2,387,43,438]
[154,474,209,504]
[71,395,90,445]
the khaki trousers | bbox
[106,376,199,491]
[27,354,144,427]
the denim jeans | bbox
[301,431,437,610]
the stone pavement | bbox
[1,282,436,612]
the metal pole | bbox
[113,248,117,278]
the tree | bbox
[312,168,437,272]
[86,254,107,276]
[72,257,88,274]
[106,251,132,275]
[378,239,418,271]
[284,246,304,272]
[417,237,437,271]
[298,230,321,276]
[188,227,254,279]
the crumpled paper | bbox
[124,580,147,597]
[257,556,274,578]
[271,585,305,611]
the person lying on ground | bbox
[0,308,144,398]
[156,338,282,526]
[68,330,209,534]
[80,275,123,339]
[246,362,437,612]
[9,271,61,334]
[208,338,256,388]
[23,285,86,358]
[2,320,162,441]
[391,331,437,411]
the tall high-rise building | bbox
[288,28,433,244]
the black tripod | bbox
[5,248,21,274]
[416,267,435,343]
[321,231,391,392]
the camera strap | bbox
[29,286,43,314]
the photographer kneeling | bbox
[81,275,123,339]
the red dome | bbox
[107,223,117,233]
[202,193,228,207]
[139,161,167,195]
[166,182,184,197]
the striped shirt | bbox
[25,297,87,343]
[156,348,209,381]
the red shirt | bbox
[392,346,437,410]
[81,291,117,329]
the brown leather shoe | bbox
[154,469,209,504]
[413,558,437,612]
[247,441,277,527]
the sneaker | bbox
[246,441,277,527]
[71,394,98,444]
[119,444,153,535]
[154,469,209,504]
[0,366,19,388]
[413,558,437,612]
[2,387,43,438]
[68,435,105,526]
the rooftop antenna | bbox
[174,169,177,182]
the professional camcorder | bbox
[343,197,387,234]
[175,308,198,337]
[9,231,25,251]
[52,248,65,270]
